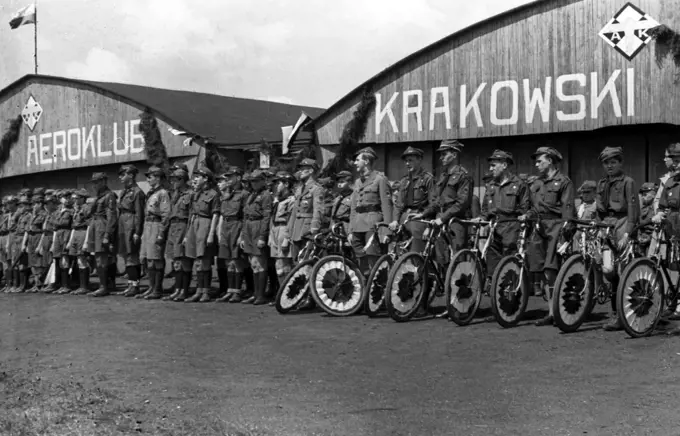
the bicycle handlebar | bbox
[568,218,614,229]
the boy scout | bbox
[12,190,33,293]
[636,182,657,258]
[288,158,325,260]
[525,146,575,327]
[331,171,354,235]
[349,147,392,276]
[47,190,74,293]
[577,181,597,220]
[390,146,435,253]
[595,147,638,332]
[36,192,60,292]
[67,189,93,295]
[26,188,47,292]
[266,171,296,299]
[136,166,171,300]
[118,165,146,296]
[87,173,118,297]
[238,169,273,305]
[214,167,248,303]
[163,168,193,302]
[183,167,220,303]
[0,196,14,292]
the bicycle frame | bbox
[642,225,679,305]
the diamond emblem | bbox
[21,95,42,131]
[599,3,660,61]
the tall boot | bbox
[173,271,190,302]
[107,263,117,292]
[90,267,110,297]
[254,272,269,305]
[146,268,164,300]
[243,268,254,300]
[137,267,155,299]
[230,272,243,303]
[56,267,71,294]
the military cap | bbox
[262,169,275,178]
[487,149,514,164]
[44,194,58,203]
[639,182,659,193]
[531,146,563,162]
[298,158,319,170]
[193,167,214,179]
[33,187,45,196]
[242,172,252,182]
[401,146,424,160]
[293,170,303,181]
[5,195,17,204]
[353,147,378,160]
[145,166,165,177]
[250,169,267,180]
[273,171,294,182]
[90,172,107,182]
[578,180,597,193]
[45,189,55,196]
[19,195,31,205]
[336,170,353,181]
[19,188,32,197]
[169,168,189,180]
[118,164,139,175]
[598,146,623,162]
[59,189,73,197]
[437,139,464,153]
[169,162,189,173]
[73,189,89,198]
[667,143,680,157]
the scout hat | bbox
[598,146,623,162]
[336,170,353,181]
[273,171,294,182]
[436,139,464,153]
[18,193,30,205]
[170,168,189,180]
[19,188,32,197]
[118,164,139,175]
[639,182,658,193]
[318,177,334,189]
[59,189,73,198]
[45,189,55,197]
[667,143,680,157]
[45,193,58,203]
[531,146,563,162]
[145,166,165,177]
[401,146,424,160]
[193,166,214,180]
[90,172,107,182]
[578,180,597,193]
[298,158,319,170]
[353,147,378,160]
[73,189,89,198]
[250,169,267,180]
[169,162,189,173]
[487,149,514,165]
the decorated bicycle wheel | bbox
[364,254,393,317]
[310,255,366,317]
[445,249,483,326]
[617,258,664,338]
[275,259,316,314]
[551,254,595,333]
[490,256,530,328]
[385,253,428,322]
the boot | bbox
[163,287,180,301]
[173,272,190,302]
[88,267,109,297]
[198,271,212,302]
[216,269,228,300]
[603,316,623,331]
[163,270,182,301]
[185,288,203,303]
[253,272,269,305]
[199,289,212,303]
[241,294,256,304]
[107,263,117,292]
[122,281,142,297]
[145,269,164,300]
[72,268,91,296]
[56,268,71,294]
[270,273,287,306]
[229,292,243,303]
[216,291,233,302]
[10,268,20,293]
[535,315,554,326]
[137,268,156,299]
[16,270,29,293]
[28,274,42,293]
[2,268,12,293]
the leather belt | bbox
[356,205,381,213]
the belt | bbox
[194,214,211,219]
[223,217,240,222]
[29,231,42,235]
[274,220,288,225]
[57,226,70,230]
[245,215,263,220]
[120,209,134,214]
[170,218,188,224]
[356,205,381,213]
[73,226,88,230]
[605,211,627,219]
[146,216,162,222]
[0,232,7,236]
[44,231,54,236]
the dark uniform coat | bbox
[87,187,118,254]
[658,172,680,238]
[9,209,29,264]
[117,184,145,255]
[69,204,91,256]
[288,180,324,242]
[595,173,638,243]
[394,168,435,249]
[0,213,10,264]
[51,207,74,256]
[27,209,47,268]
[184,187,219,259]
[140,187,170,261]
[218,189,248,259]
[241,188,273,256]
[331,191,352,235]
[165,187,192,260]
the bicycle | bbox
[617,222,679,338]
[364,221,412,317]
[383,219,451,322]
[551,219,619,333]
[444,218,495,325]
[308,223,366,317]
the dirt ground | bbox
[1,280,679,436]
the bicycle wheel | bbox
[490,256,530,328]
[617,258,664,338]
[310,255,366,317]
[385,252,428,322]
[364,254,393,317]
[551,254,595,333]
[444,249,483,326]
[275,259,316,314]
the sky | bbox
[0,0,533,109]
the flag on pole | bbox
[9,4,36,29]
[281,112,312,155]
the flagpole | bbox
[34,1,38,74]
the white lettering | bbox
[39,133,52,165]
[375,92,399,135]
[52,130,67,163]
[459,83,486,128]
[490,80,519,126]
[611,32,622,42]
[523,77,552,123]
[67,128,81,160]
[27,136,38,167]
[83,126,97,159]
[590,70,621,119]
[129,119,144,154]
[113,122,128,156]
[429,87,451,130]
[627,67,635,117]
[556,73,587,121]
[96,125,111,157]
[402,90,423,133]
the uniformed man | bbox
[636,182,658,258]
[5,193,24,293]
[288,158,325,261]
[163,168,194,302]
[135,166,171,300]
[0,196,14,292]
[183,167,220,303]
[238,169,273,305]
[117,165,146,296]
[240,171,256,300]
[45,190,74,293]
[390,146,436,253]
[214,167,248,303]
[266,171,296,302]
[654,150,675,212]
[348,147,392,276]
[36,192,60,293]
[66,189,93,295]
[12,190,33,293]
[524,146,575,326]
[422,139,473,264]
[87,173,118,297]
[26,188,47,292]
[577,181,598,220]
[479,150,530,282]
[331,171,354,235]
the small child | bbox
[636,182,658,257]
[577,181,597,220]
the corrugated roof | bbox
[0,74,325,146]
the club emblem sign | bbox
[21,95,42,131]
[599,3,660,61]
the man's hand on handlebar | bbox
[388,220,399,231]
[652,212,666,224]
[433,217,444,227]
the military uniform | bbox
[636,182,658,257]
[13,191,33,292]
[163,168,193,302]
[117,165,146,281]
[0,198,11,290]
[87,173,118,297]
[288,159,325,260]
[595,147,638,246]
[481,150,531,278]
[330,171,354,235]
[64,189,92,295]
[267,171,297,297]
[45,191,74,293]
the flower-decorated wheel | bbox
[617,258,664,338]
[310,255,366,317]
[364,254,393,317]
[552,254,596,333]
[385,253,428,322]
[445,249,483,326]
[275,259,316,314]
[490,256,530,328]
